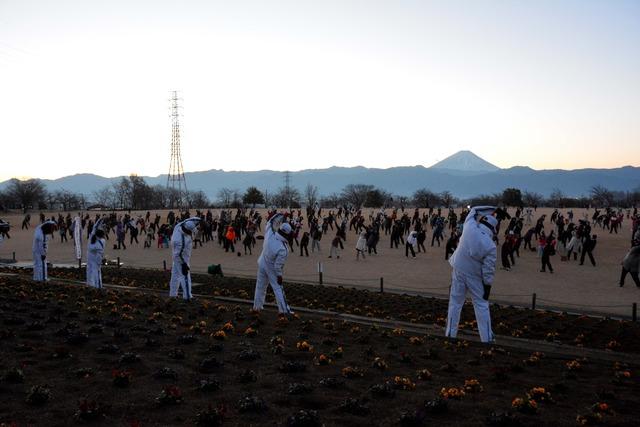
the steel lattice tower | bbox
[167,90,188,208]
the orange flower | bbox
[463,379,483,393]
[317,354,332,366]
[409,336,424,346]
[296,341,313,352]
[440,387,465,400]
[394,376,416,390]
[211,330,226,340]
[566,360,582,371]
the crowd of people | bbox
[1,202,639,342]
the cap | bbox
[180,217,201,231]
[279,222,292,234]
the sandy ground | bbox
[0,208,638,317]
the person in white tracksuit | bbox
[32,220,56,282]
[169,217,201,300]
[445,206,499,343]
[86,219,106,289]
[253,213,293,314]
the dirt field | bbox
[0,208,638,317]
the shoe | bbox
[540,269,545,272]
[619,283,624,287]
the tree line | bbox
[1,177,639,212]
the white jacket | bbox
[32,225,48,258]
[407,231,418,246]
[258,214,289,276]
[449,206,497,285]
[171,226,193,265]
[356,233,367,251]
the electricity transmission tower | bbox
[167,90,188,209]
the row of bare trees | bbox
[2,178,639,211]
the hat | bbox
[180,217,201,231]
[279,222,292,234]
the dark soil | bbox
[41,266,640,354]
[0,272,639,426]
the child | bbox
[144,228,154,248]
[243,231,254,255]
[355,231,367,260]
[299,232,310,257]
[329,234,342,259]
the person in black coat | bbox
[540,234,556,273]
[299,232,310,257]
[580,234,597,266]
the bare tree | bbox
[548,188,565,208]
[272,187,301,208]
[590,185,615,207]
[412,188,439,208]
[5,178,48,210]
[187,190,210,208]
[340,184,373,208]
[216,188,234,207]
[320,193,342,208]
[522,191,543,207]
[439,191,457,208]
[304,183,319,208]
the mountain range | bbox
[1,151,639,200]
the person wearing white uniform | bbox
[253,213,293,314]
[169,217,200,300]
[445,206,499,343]
[86,219,106,289]
[32,220,56,282]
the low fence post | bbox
[531,293,537,310]
[380,277,384,293]
[117,257,120,269]
[78,258,82,269]
[163,260,167,271]
[318,262,323,285]
[633,302,637,322]
[12,252,16,262]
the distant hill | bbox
[430,150,500,174]
[1,151,639,200]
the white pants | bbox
[86,261,102,289]
[445,269,494,343]
[33,253,47,282]
[169,261,192,300]
[253,265,291,314]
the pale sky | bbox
[1,0,639,181]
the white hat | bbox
[481,215,498,232]
[180,217,201,231]
[279,222,292,234]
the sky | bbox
[1,0,639,181]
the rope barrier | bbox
[323,275,379,283]
[536,297,629,309]
[492,293,532,298]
